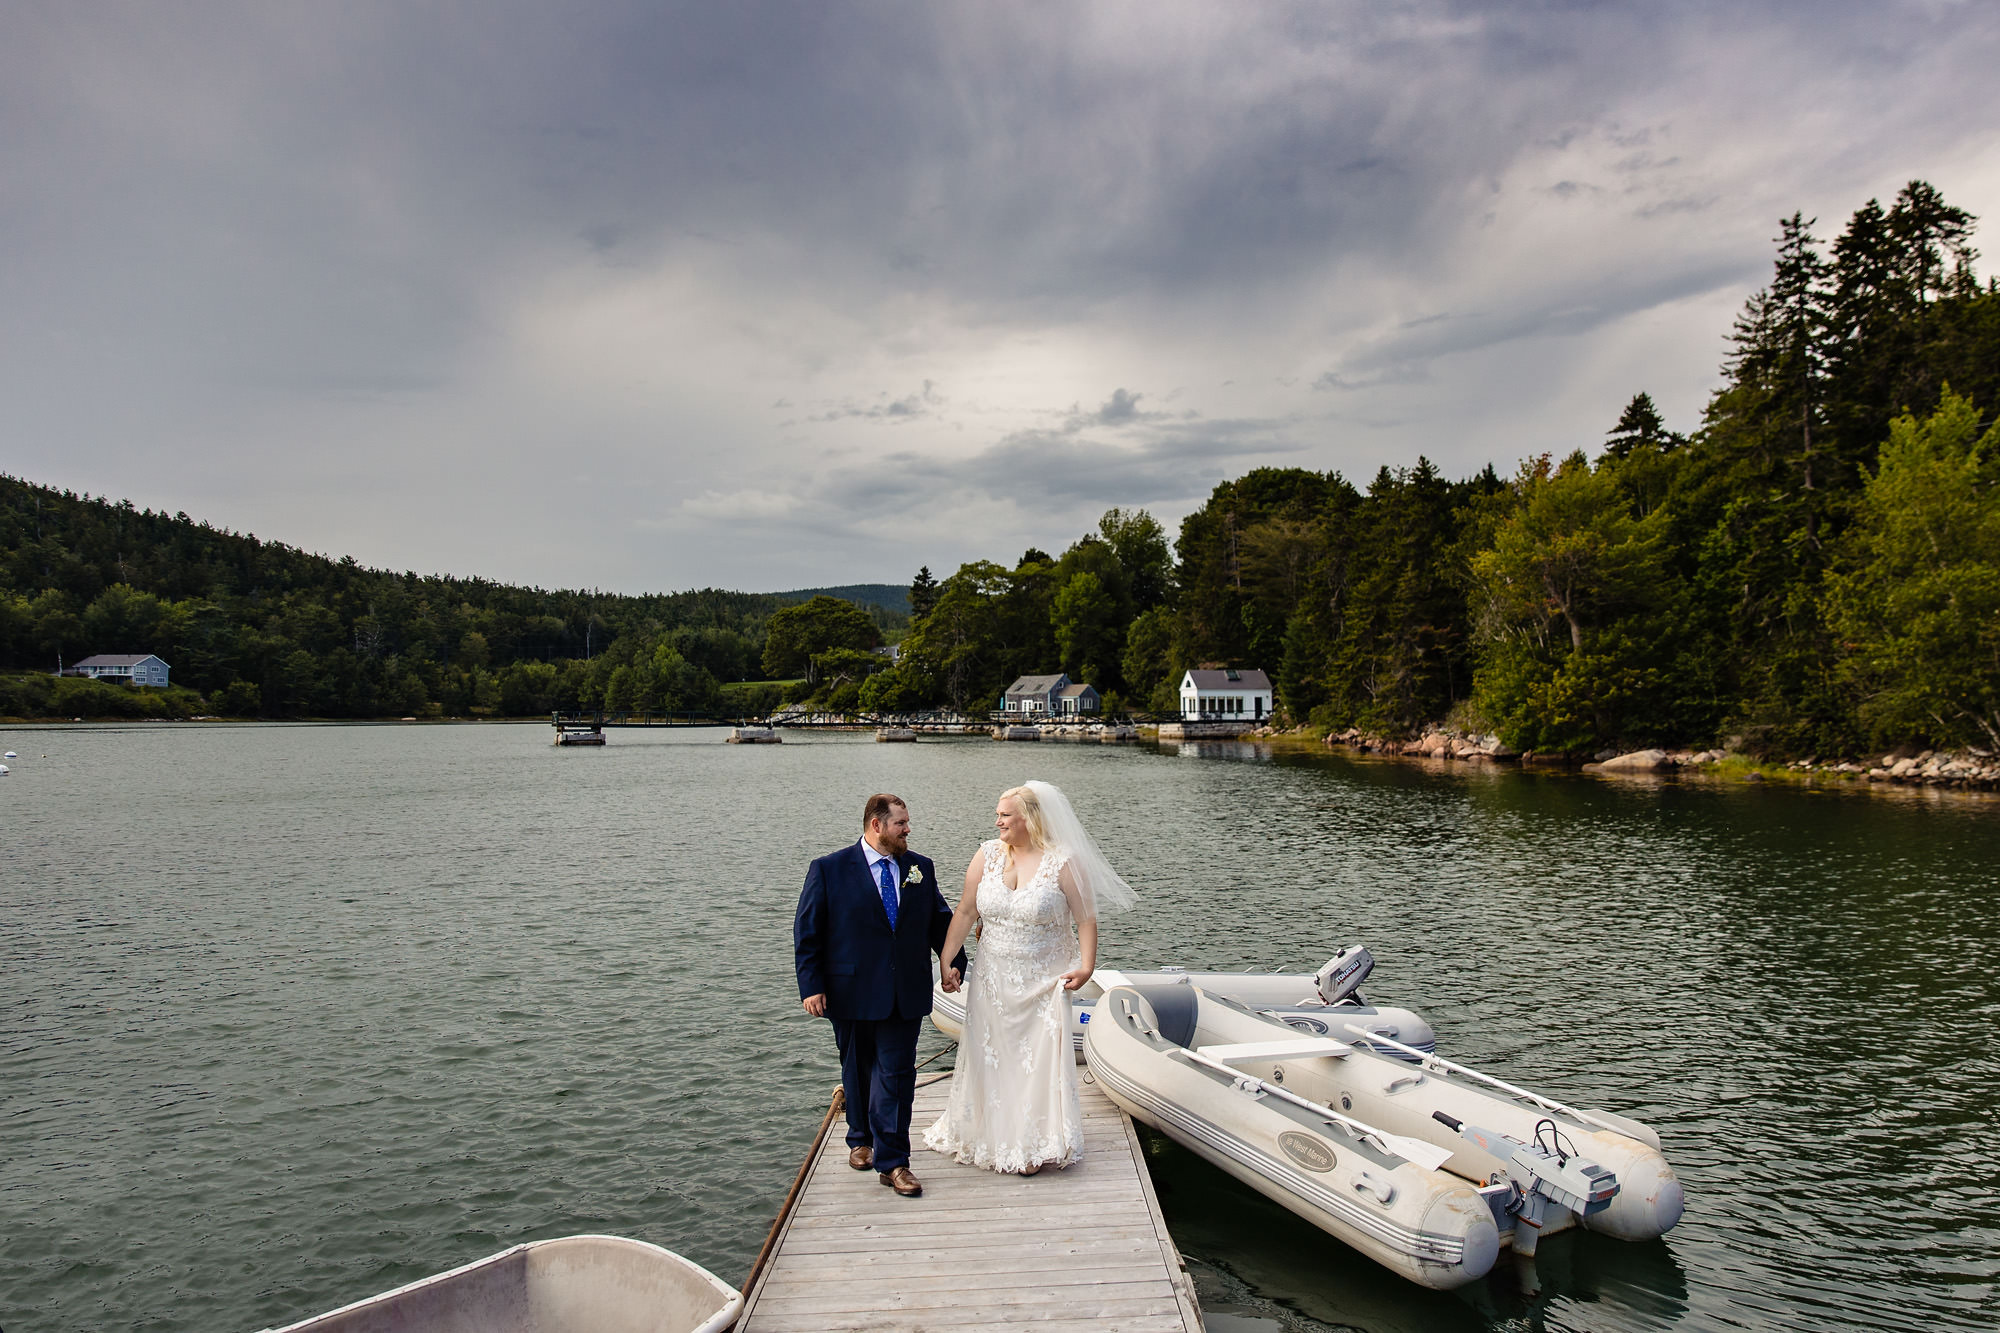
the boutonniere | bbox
[904,865,924,885]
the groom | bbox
[795,793,963,1198]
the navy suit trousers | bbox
[831,1014,923,1173]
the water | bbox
[2,724,1995,1332]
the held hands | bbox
[939,967,962,993]
[1058,965,1092,991]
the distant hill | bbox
[0,470,805,715]
[0,469,927,718]
[771,583,910,615]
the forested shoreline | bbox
[0,487,907,721]
[842,181,2000,759]
[5,182,1997,758]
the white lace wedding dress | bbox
[923,839,1085,1173]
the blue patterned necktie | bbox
[877,858,899,929]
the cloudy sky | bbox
[4,2,1997,594]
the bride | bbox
[923,780,1135,1175]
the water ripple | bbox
[2,725,1996,1332]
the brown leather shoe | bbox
[847,1145,872,1171]
[879,1166,923,1197]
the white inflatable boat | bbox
[931,946,1438,1063]
[1085,984,1683,1290]
[258,1234,742,1333]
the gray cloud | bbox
[1095,389,1145,425]
[809,382,943,424]
[1,2,1996,591]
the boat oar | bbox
[1177,1046,1456,1172]
[1341,1024,1662,1151]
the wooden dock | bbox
[737,1072,1203,1332]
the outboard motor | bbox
[1315,945,1374,1004]
[1432,1111,1619,1256]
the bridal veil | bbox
[1022,779,1137,920]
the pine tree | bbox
[1770,213,1837,544]
[1604,392,1676,458]
[909,565,940,621]
[1827,182,1979,458]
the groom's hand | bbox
[802,994,827,1017]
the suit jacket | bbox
[795,841,962,1022]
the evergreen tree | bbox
[909,565,940,621]
[1827,181,1980,457]
[1604,392,1678,458]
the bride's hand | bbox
[1058,965,1091,991]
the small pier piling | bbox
[737,1071,1202,1332]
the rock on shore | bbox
[1327,726,1519,761]
[1588,749,1671,772]
[1322,728,1998,791]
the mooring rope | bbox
[915,1039,959,1088]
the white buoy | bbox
[0,764,10,775]
[2,751,15,758]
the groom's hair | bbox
[862,793,906,830]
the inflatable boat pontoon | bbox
[1085,984,1684,1290]
[931,945,1437,1063]
[257,1234,742,1333]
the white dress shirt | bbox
[860,837,900,889]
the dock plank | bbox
[738,1070,1201,1332]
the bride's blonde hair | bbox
[999,784,1053,863]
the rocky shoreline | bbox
[1290,725,2000,792]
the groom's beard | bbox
[878,831,909,856]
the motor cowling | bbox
[1315,945,1374,1003]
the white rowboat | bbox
[256,1234,742,1333]
[930,948,1438,1064]
[1085,984,1683,1289]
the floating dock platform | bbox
[737,1072,1202,1332]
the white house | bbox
[69,654,172,688]
[1001,673,1068,714]
[1180,668,1272,722]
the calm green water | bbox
[2,724,1995,1332]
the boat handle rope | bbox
[914,1040,959,1090]
[1175,1046,1454,1172]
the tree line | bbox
[861,181,2000,755]
[0,489,903,720]
[7,180,1995,755]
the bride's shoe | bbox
[1020,1162,1042,1176]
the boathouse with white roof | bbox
[1179,667,1272,722]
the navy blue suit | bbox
[795,841,963,1172]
